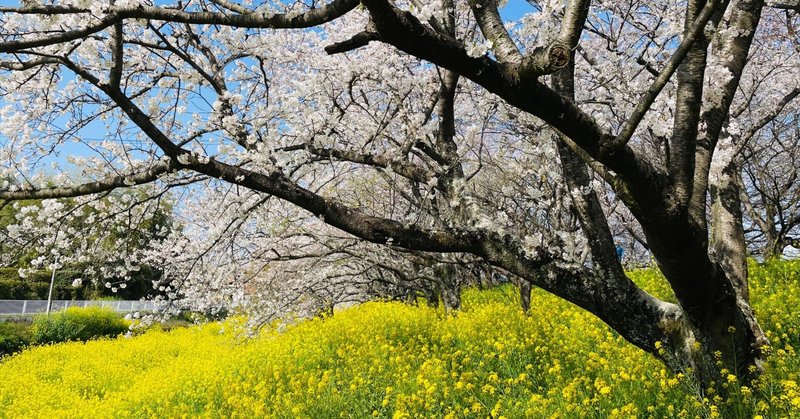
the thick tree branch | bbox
[0,160,177,201]
[668,0,723,211]
[517,0,591,79]
[187,153,485,253]
[0,0,359,53]
[325,30,380,55]
[360,0,664,205]
[768,1,800,10]
[109,22,124,88]
[552,24,626,281]
[613,0,720,149]
[689,0,764,224]
[0,56,61,70]
[434,69,463,188]
[303,144,435,184]
[518,42,572,80]
[0,5,88,14]
[470,0,523,64]
[181,150,680,354]
[0,14,118,53]
[61,53,472,254]
[558,0,591,47]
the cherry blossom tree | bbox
[740,109,800,259]
[0,185,173,294]
[1,0,799,388]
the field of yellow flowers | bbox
[0,260,798,418]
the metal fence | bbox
[0,300,165,316]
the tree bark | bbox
[435,264,462,311]
[623,200,766,388]
[519,279,531,314]
[424,289,440,308]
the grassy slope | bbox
[0,261,798,418]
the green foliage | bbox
[0,278,50,300]
[0,268,88,300]
[0,321,31,357]
[0,267,157,300]
[30,307,129,345]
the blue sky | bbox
[501,0,535,21]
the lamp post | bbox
[46,255,58,315]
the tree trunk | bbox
[436,264,462,311]
[544,40,762,390]
[707,141,768,383]
[440,286,461,311]
[629,141,769,389]
[402,290,418,305]
[764,237,784,261]
[424,288,440,308]
[628,213,767,388]
[666,279,766,389]
[519,279,531,313]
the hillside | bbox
[0,261,798,418]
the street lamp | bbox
[46,255,58,315]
